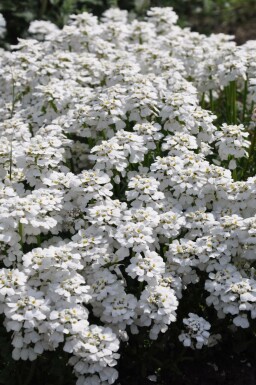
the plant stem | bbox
[40,0,48,18]
[243,125,256,177]
[9,141,13,181]
[18,222,24,251]
[232,168,237,181]
[225,86,230,123]
[209,89,214,111]
[37,234,42,247]
[201,92,205,109]
[242,78,248,122]
[108,0,118,6]
[231,80,237,124]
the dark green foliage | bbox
[0,316,76,385]
[1,0,256,46]
[0,0,119,45]
[0,0,87,44]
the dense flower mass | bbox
[0,6,256,385]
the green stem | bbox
[107,0,118,6]
[39,0,48,18]
[225,81,237,124]
[37,234,42,247]
[242,78,248,122]
[139,281,144,293]
[231,80,237,124]
[248,129,256,160]
[18,222,24,251]
[225,86,230,123]
[232,167,237,181]
[201,92,205,109]
[243,126,256,177]
[69,156,75,173]
[9,140,13,181]
[209,89,214,111]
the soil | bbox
[117,325,256,385]
[217,20,256,45]
[189,14,256,45]
[176,356,256,385]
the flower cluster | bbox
[0,13,6,38]
[0,6,256,385]
[178,313,211,349]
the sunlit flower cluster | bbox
[0,6,256,385]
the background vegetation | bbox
[0,0,256,46]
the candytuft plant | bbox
[0,6,256,385]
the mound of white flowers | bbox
[0,6,256,385]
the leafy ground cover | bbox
[0,6,256,385]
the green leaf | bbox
[49,0,61,5]
[14,11,35,22]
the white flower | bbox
[126,175,164,206]
[65,325,120,381]
[49,305,89,338]
[215,124,250,164]
[5,289,50,328]
[100,291,137,327]
[0,5,256,384]
[179,313,211,349]
[0,13,6,38]
[0,269,27,302]
[115,222,154,251]
[126,251,165,282]
[28,20,59,40]
[137,284,178,339]
[133,122,163,149]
